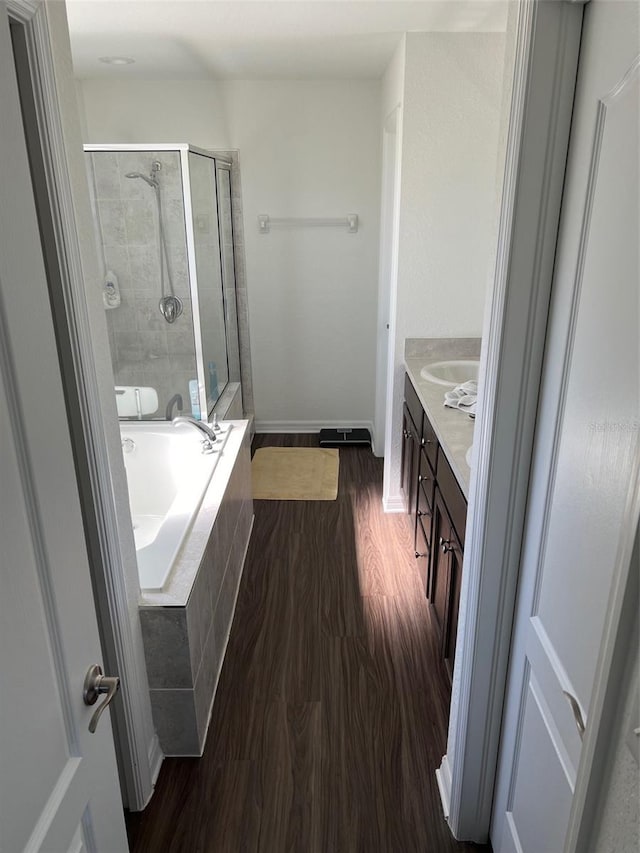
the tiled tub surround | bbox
[404,338,481,498]
[138,420,253,756]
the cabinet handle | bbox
[421,437,432,447]
[439,536,453,554]
[417,509,431,518]
[418,474,423,483]
[415,550,427,559]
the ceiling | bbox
[66,0,508,80]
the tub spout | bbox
[172,414,218,453]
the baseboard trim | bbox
[383,495,406,513]
[142,735,164,808]
[436,754,453,821]
[255,419,375,438]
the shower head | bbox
[125,171,158,188]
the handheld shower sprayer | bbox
[125,161,183,324]
[125,171,157,188]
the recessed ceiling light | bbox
[99,56,135,66]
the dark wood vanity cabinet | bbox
[401,403,420,518]
[403,372,468,680]
[430,488,463,678]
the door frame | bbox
[444,0,638,846]
[438,0,585,841]
[374,105,401,461]
[11,0,635,838]
[7,0,161,810]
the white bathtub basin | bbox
[120,421,230,591]
[420,359,480,387]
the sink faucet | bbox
[165,393,183,421]
[172,414,218,453]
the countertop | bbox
[404,338,481,499]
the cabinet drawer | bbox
[415,518,430,595]
[421,411,438,471]
[404,373,423,437]
[437,451,467,547]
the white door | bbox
[491,2,639,851]
[0,6,129,852]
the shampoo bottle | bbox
[189,379,200,419]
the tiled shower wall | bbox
[87,149,197,417]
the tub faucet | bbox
[172,415,218,453]
[165,393,183,421]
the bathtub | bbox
[120,421,231,591]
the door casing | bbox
[7,0,161,810]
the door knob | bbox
[83,665,120,734]
[562,690,586,739]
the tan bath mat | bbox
[252,447,339,500]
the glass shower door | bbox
[216,165,242,388]
[187,151,229,416]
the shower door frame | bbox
[84,142,233,422]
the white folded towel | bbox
[444,380,477,416]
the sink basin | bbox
[420,359,480,387]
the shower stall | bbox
[85,144,243,422]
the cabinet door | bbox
[443,527,463,679]
[401,405,420,516]
[429,488,451,641]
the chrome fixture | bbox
[125,161,184,324]
[83,664,120,733]
[121,437,136,454]
[211,412,223,433]
[172,414,218,453]
[99,56,135,65]
[562,690,586,739]
[258,213,358,233]
[165,393,183,421]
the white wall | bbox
[384,32,506,505]
[79,78,231,147]
[223,79,381,430]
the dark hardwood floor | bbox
[126,434,490,852]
